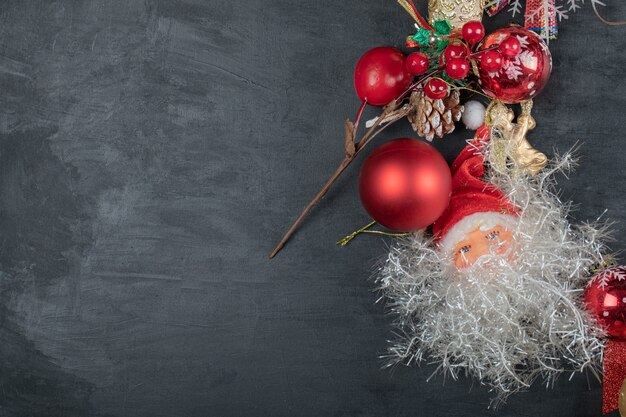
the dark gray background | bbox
[0,1,624,416]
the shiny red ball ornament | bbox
[498,36,522,58]
[442,43,468,63]
[424,78,449,99]
[461,21,485,45]
[584,266,626,340]
[445,58,470,80]
[478,50,504,73]
[476,26,552,104]
[359,139,452,231]
[406,52,430,75]
[354,47,412,107]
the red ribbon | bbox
[603,339,626,414]
[524,0,558,39]
[487,0,509,17]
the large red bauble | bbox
[584,266,626,340]
[476,26,552,104]
[358,139,452,231]
[354,47,412,107]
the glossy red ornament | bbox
[478,50,504,73]
[476,26,552,104]
[498,36,522,58]
[442,43,468,63]
[584,266,626,340]
[406,52,430,75]
[445,58,470,80]
[359,139,452,231]
[424,78,449,99]
[461,21,485,45]
[354,47,412,106]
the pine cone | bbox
[408,90,463,141]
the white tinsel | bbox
[376,136,613,406]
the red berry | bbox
[405,52,430,75]
[442,43,468,64]
[424,78,449,100]
[445,57,470,80]
[498,36,521,58]
[479,50,504,73]
[461,21,485,45]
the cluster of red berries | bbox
[403,21,484,99]
[403,20,521,100]
[477,36,521,73]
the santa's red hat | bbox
[432,125,519,252]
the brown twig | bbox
[591,0,626,26]
[269,72,439,259]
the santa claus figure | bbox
[378,125,611,404]
[432,126,520,270]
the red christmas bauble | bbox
[359,139,452,231]
[354,47,412,107]
[461,21,485,45]
[584,266,626,340]
[406,52,430,75]
[476,26,552,104]
[424,78,449,99]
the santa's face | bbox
[452,224,516,269]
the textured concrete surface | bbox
[0,1,624,416]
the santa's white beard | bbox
[377,146,612,404]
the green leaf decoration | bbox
[436,39,449,53]
[432,20,452,35]
[412,29,432,46]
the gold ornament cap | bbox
[428,0,485,29]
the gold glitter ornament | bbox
[428,0,486,29]
[484,100,547,176]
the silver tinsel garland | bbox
[377,136,613,405]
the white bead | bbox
[461,100,486,130]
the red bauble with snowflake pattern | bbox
[584,265,626,340]
[476,26,552,104]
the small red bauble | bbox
[476,26,552,104]
[405,52,430,75]
[359,139,452,231]
[498,36,522,58]
[478,50,504,73]
[442,43,468,63]
[585,266,626,340]
[445,58,470,80]
[461,21,485,45]
[354,47,412,107]
[424,78,449,99]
